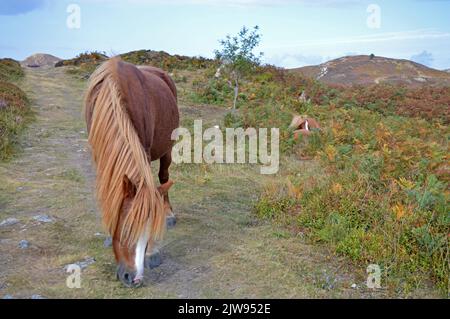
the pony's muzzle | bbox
[116,263,143,288]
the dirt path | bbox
[0,67,406,299]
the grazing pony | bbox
[84,58,179,287]
[289,114,320,139]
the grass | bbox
[22,52,449,295]
[181,59,448,294]
[0,59,25,82]
[252,105,449,294]
[0,59,33,161]
[55,51,107,80]
[57,51,449,295]
[121,50,215,71]
[5,66,427,299]
[58,50,216,80]
[56,168,85,183]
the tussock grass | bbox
[0,60,33,161]
[0,59,24,82]
[254,106,449,293]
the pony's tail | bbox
[84,58,165,246]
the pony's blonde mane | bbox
[84,58,165,246]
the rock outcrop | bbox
[21,54,61,68]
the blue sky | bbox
[1,0,450,69]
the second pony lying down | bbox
[84,58,179,287]
[289,114,320,139]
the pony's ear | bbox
[158,180,174,196]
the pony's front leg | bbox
[143,152,176,270]
[143,179,174,269]
[143,179,173,270]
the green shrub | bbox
[0,81,32,160]
[56,51,108,79]
[0,59,24,82]
[56,51,107,67]
[224,112,243,128]
[121,50,215,71]
[190,78,233,105]
[188,59,449,292]
[253,103,449,293]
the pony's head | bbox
[113,179,174,288]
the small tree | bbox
[215,26,263,110]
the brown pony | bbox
[289,114,320,139]
[84,58,179,287]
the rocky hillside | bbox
[292,55,450,87]
[21,53,61,68]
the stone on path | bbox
[33,215,54,223]
[64,257,95,271]
[19,240,30,249]
[103,237,112,248]
[0,218,19,227]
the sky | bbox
[1,0,449,70]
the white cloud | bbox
[85,0,363,7]
[266,53,324,68]
[410,50,434,67]
[265,29,450,50]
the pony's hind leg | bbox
[158,151,176,228]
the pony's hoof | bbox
[116,264,143,288]
[145,249,162,269]
[166,215,177,229]
[132,278,144,288]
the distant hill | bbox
[120,49,213,69]
[291,55,450,87]
[55,50,214,69]
[55,52,108,68]
[54,50,215,80]
[22,54,61,67]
